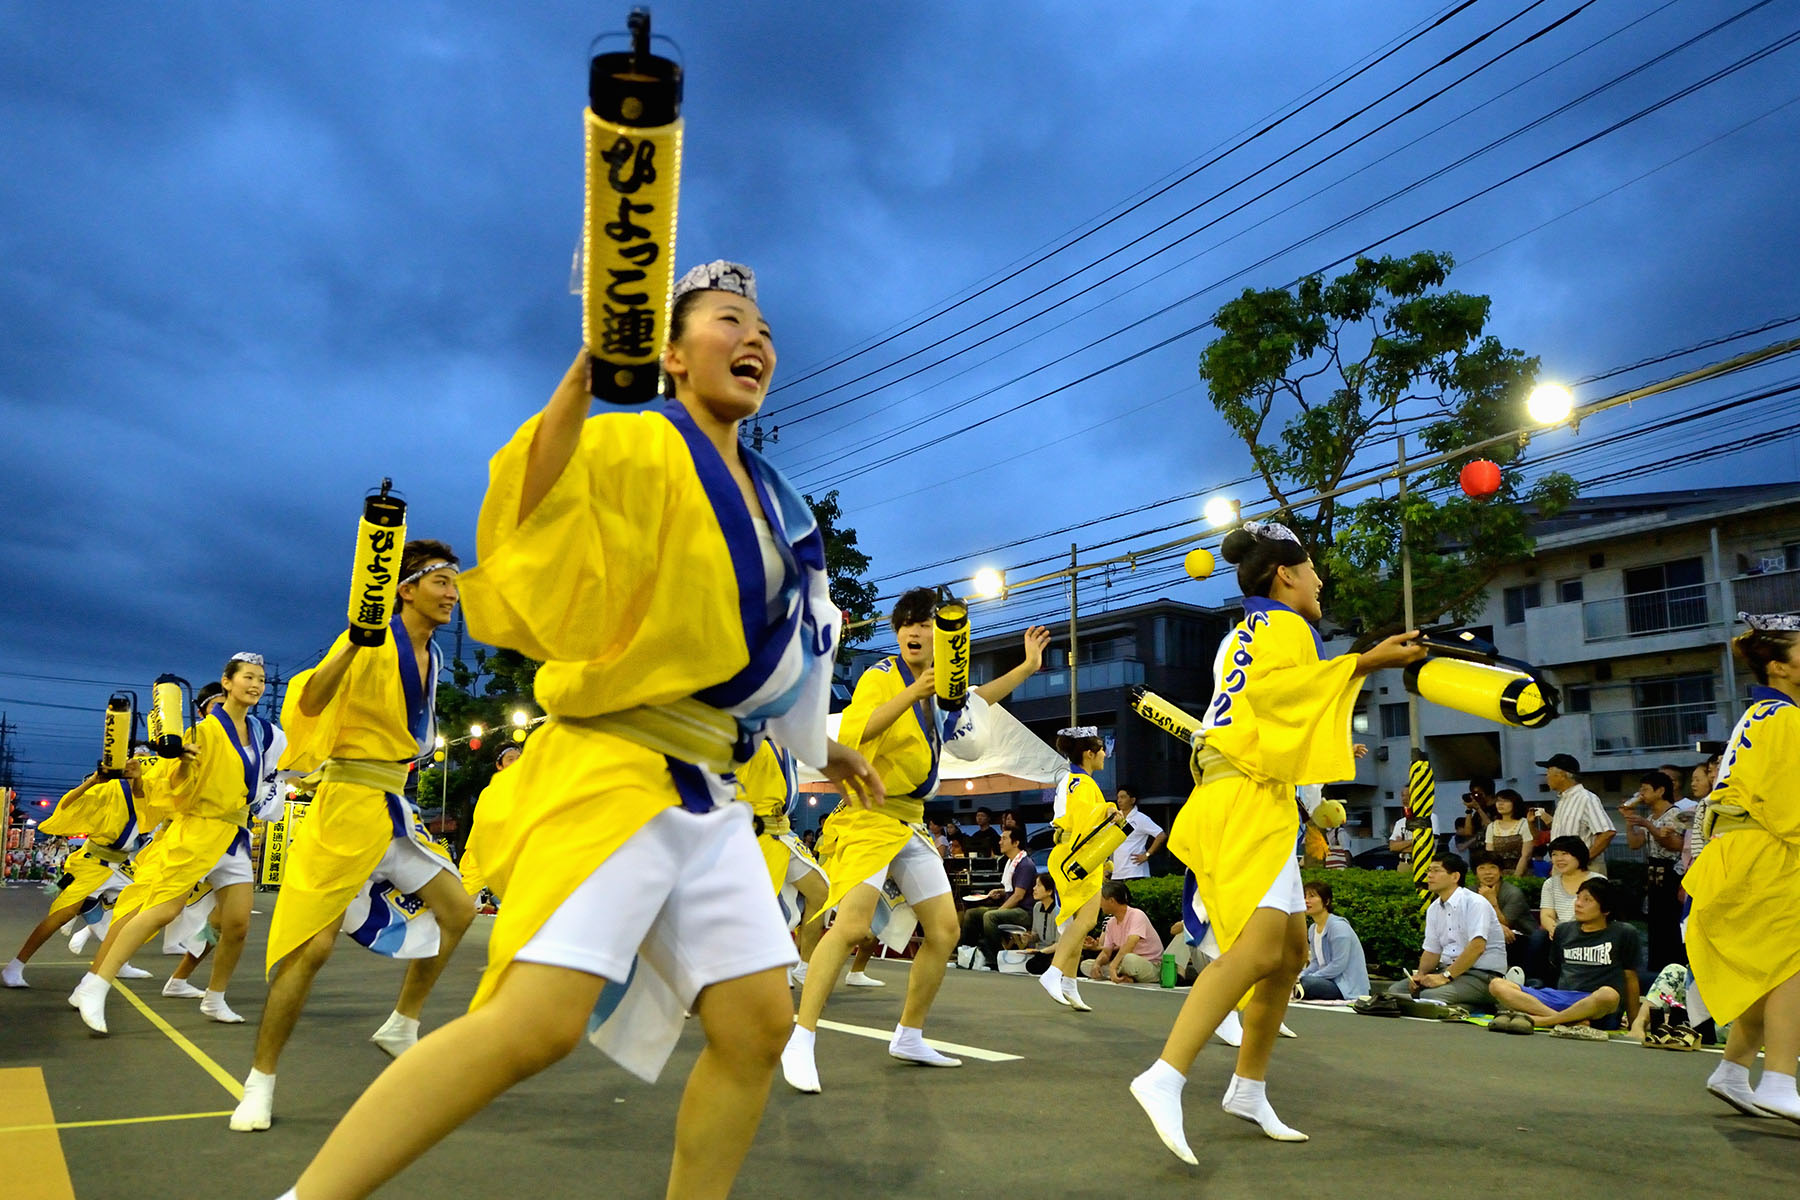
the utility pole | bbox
[1068,542,1080,728]
[0,713,16,793]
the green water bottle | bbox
[1160,952,1177,989]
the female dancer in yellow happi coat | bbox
[279,262,882,1200]
[3,757,156,989]
[71,655,282,1033]
[1129,522,1422,1159]
[1036,727,1115,1012]
[1686,613,1800,1123]
[737,737,830,979]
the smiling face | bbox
[1475,861,1502,889]
[662,291,775,424]
[1271,557,1324,622]
[1549,848,1575,875]
[223,662,265,708]
[401,567,460,628]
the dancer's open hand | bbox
[823,738,884,810]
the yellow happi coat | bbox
[817,656,941,913]
[736,739,822,894]
[41,772,156,909]
[1169,599,1361,958]
[458,401,838,1012]
[1684,687,1800,1025]
[116,713,269,916]
[1048,768,1115,927]
[267,618,450,971]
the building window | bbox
[1566,684,1591,713]
[1380,702,1409,740]
[1352,708,1371,735]
[1622,557,1707,635]
[1632,672,1718,748]
[1557,578,1584,604]
[1503,583,1541,625]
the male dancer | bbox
[781,588,1048,1091]
[231,541,474,1132]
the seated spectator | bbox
[999,810,1025,840]
[1489,877,1642,1035]
[1017,876,1060,970]
[946,835,970,858]
[1296,881,1369,1000]
[1473,853,1539,978]
[958,827,1036,970]
[1387,852,1507,1009]
[965,807,1002,855]
[1079,881,1164,984]
[1538,836,1596,939]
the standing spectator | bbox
[1462,777,1498,841]
[1536,754,1614,876]
[1484,790,1534,878]
[958,828,1036,970]
[999,810,1025,840]
[1296,882,1369,1000]
[1474,854,1538,978]
[1539,836,1597,939]
[1386,852,1506,1009]
[966,807,1001,856]
[1080,881,1164,984]
[1676,752,1723,877]
[801,827,819,855]
[1489,877,1641,1036]
[1678,760,1711,813]
[927,819,949,856]
[1388,813,1415,868]
[1622,771,1689,975]
[1109,784,1165,879]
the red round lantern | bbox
[1459,459,1502,499]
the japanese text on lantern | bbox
[598,135,662,357]
[356,528,396,626]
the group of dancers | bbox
[9,259,1799,1198]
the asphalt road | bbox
[2,883,1793,1199]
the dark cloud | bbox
[5,1,1797,789]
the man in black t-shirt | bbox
[1488,878,1641,1033]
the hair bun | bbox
[1220,528,1256,565]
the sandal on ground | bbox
[1549,1023,1610,1042]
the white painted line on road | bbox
[815,1019,1022,1062]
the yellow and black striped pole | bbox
[1407,753,1436,913]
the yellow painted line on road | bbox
[0,1110,235,1134]
[110,981,244,1100]
[815,1019,1022,1062]
[0,1068,77,1200]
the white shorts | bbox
[202,840,254,889]
[519,802,796,998]
[860,830,953,903]
[1255,856,1305,915]
[782,840,825,888]
[375,834,453,895]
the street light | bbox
[469,724,484,738]
[1203,496,1239,529]
[511,710,529,727]
[1527,382,1574,425]
[971,567,1006,599]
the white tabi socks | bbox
[1707,1059,1769,1117]
[780,1024,821,1094]
[69,972,109,1034]
[1060,975,1091,1012]
[231,1068,276,1132]
[200,990,244,1023]
[1752,1070,1800,1122]
[888,1023,960,1067]
[1214,1008,1244,1046]
[3,958,27,988]
[1130,1059,1197,1164]
[116,963,152,980]
[1222,1074,1308,1141]
[371,1010,421,1058]
[164,976,206,999]
[1039,965,1070,1006]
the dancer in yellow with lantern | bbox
[230,541,475,1133]
[738,737,830,979]
[781,588,1049,1093]
[1685,612,1800,1123]
[1037,726,1116,1012]
[276,261,883,1200]
[70,654,282,1033]
[3,757,155,989]
[1130,521,1423,1159]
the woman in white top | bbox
[1538,836,1595,933]
[1483,790,1534,879]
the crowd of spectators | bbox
[3,836,70,881]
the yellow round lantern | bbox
[1184,547,1215,580]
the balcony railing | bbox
[1589,701,1735,756]
[1734,566,1800,615]
[1581,581,1719,643]
[1009,657,1146,703]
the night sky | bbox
[5,1,1798,801]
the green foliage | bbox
[805,489,879,662]
[1197,251,1578,641]
[1124,876,1187,939]
[429,645,541,852]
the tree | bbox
[428,646,539,853]
[806,489,879,661]
[1198,251,1577,642]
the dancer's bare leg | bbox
[393,871,476,1020]
[665,967,792,1200]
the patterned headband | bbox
[672,260,757,304]
[1740,611,1800,632]
[1242,519,1300,545]
[229,652,264,666]
[400,560,459,587]
[1058,726,1101,739]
